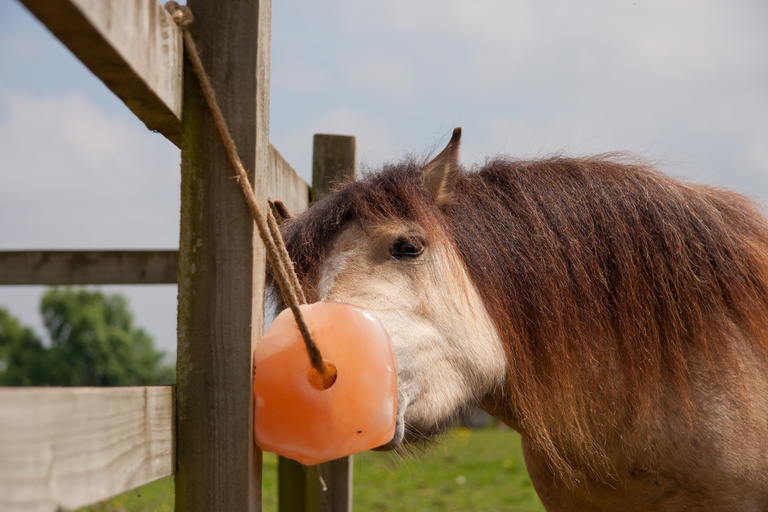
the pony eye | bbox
[390,237,425,259]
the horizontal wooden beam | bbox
[0,386,174,512]
[0,250,179,285]
[20,0,183,146]
[0,151,307,286]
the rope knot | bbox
[165,1,194,31]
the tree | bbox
[0,308,50,385]
[0,288,174,386]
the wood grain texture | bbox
[278,458,308,512]
[305,456,354,512]
[306,135,358,512]
[267,144,310,215]
[19,0,183,146]
[175,0,271,510]
[0,387,173,512]
[311,134,358,202]
[279,134,357,512]
[0,250,179,285]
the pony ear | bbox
[421,127,461,205]
[269,199,294,225]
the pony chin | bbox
[373,393,408,451]
[374,392,458,453]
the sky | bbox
[1,0,767,358]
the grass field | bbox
[79,427,545,512]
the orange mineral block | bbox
[253,302,397,466]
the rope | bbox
[268,201,307,305]
[165,1,327,376]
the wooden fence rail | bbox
[0,146,306,287]
[0,250,179,285]
[0,387,173,512]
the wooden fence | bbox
[0,1,357,511]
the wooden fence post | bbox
[310,134,359,203]
[278,134,357,512]
[175,0,271,511]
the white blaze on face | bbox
[316,219,506,444]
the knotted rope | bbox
[165,2,325,376]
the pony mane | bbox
[281,155,768,476]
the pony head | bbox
[273,128,506,449]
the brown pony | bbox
[273,128,768,511]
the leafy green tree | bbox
[0,288,174,386]
[0,308,50,385]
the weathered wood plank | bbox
[278,134,357,512]
[175,0,271,510]
[19,0,183,146]
[311,134,358,203]
[267,144,310,215]
[305,134,357,512]
[0,250,179,285]
[278,458,307,512]
[0,387,174,512]
[306,457,354,512]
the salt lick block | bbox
[253,302,397,466]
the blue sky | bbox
[1,0,767,356]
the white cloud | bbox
[271,62,330,93]
[326,0,767,184]
[346,54,414,97]
[739,127,768,178]
[271,108,399,183]
[0,88,180,249]
[338,0,767,105]
[0,88,181,352]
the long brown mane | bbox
[282,155,768,474]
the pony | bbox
[271,128,768,511]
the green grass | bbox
[349,427,544,512]
[79,427,544,512]
[76,477,174,512]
